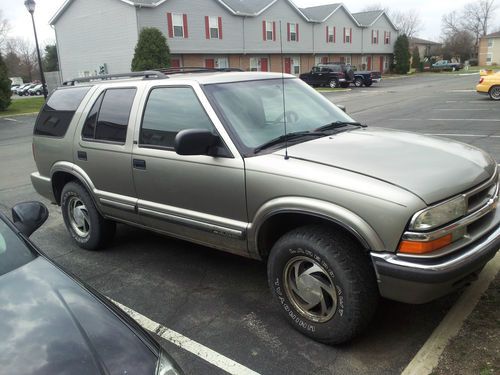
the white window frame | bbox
[266,21,274,41]
[328,26,335,43]
[345,28,352,44]
[486,53,492,65]
[289,23,297,42]
[384,31,390,44]
[315,55,328,65]
[372,30,378,44]
[488,39,494,48]
[172,13,184,38]
[291,56,300,75]
[215,57,229,69]
[344,55,352,65]
[209,16,219,39]
[250,57,261,71]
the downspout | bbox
[51,24,63,84]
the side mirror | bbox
[12,202,49,237]
[336,104,347,113]
[175,129,219,156]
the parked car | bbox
[0,201,183,375]
[299,63,355,88]
[10,84,20,94]
[431,60,463,71]
[31,70,500,344]
[349,66,382,87]
[17,83,37,96]
[28,83,46,96]
[476,69,500,100]
[13,83,31,95]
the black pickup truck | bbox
[300,63,381,88]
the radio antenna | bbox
[279,20,289,160]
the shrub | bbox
[131,27,171,71]
[393,35,410,74]
[0,53,12,111]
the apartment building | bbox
[479,31,500,66]
[50,0,399,81]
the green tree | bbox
[411,46,421,69]
[0,52,12,111]
[131,27,170,71]
[43,44,59,71]
[393,34,410,74]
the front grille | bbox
[467,179,498,214]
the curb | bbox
[401,252,500,375]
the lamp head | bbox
[24,0,36,14]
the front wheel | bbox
[329,79,339,89]
[489,86,500,101]
[267,225,379,344]
[354,77,364,87]
[61,182,116,250]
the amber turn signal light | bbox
[398,234,453,255]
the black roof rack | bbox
[156,66,243,75]
[62,70,166,86]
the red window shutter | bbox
[205,16,210,39]
[167,13,173,38]
[183,14,188,38]
[273,21,276,41]
[218,17,223,39]
[343,27,346,43]
[350,28,352,44]
[263,20,266,41]
[296,23,299,42]
[334,26,336,43]
[287,22,290,41]
[326,26,329,43]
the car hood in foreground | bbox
[276,127,496,204]
[0,257,158,375]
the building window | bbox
[487,53,492,64]
[167,13,188,38]
[344,27,352,44]
[315,56,328,65]
[250,57,269,72]
[372,30,379,44]
[327,26,336,43]
[344,55,352,65]
[284,56,300,74]
[263,21,275,41]
[206,57,229,69]
[205,16,222,39]
[488,39,494,48]
[288,23,298,42]
[384,31,391,44]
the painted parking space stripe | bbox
[388,118,500,122]
[110,299,261,375]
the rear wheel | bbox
[489,86,500,100]
[61,182,116,250]
[354,77,364,87]
[329,79,339,89]
[267,225,379,344]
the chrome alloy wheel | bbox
[67,196,91,237]
[283,256,338,323]
[490,86,500,100]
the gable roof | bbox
[352,10,398,30]
[298,3,341,22]
[409,37,441,46]
[216,0,277,16]
[483,31,500,39]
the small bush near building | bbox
[0,53,12,111]
[131,27,171,71]
[411,46,421,70]
[394,35,410,74]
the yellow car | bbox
[476,69,500,100]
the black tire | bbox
[489,86,500,101]
[267,224,379,344]
[328,79,339,89]
[61,181,116,250]
[354,77,364,87]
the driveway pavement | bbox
[0,72,497,375]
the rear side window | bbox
[82,88,136,144]
[34,86,91,137]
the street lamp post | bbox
[25,0,48,100]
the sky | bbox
[1,0,499,47]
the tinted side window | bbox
[34,86,91,137]
[140,87,214,149]
[82,88,136,144]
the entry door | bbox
[379,56,384,72]
[132,85,248,255]
[205,59,215,69]
[284,58,291,74]
[261,58,269,72]
[367,56,372,71]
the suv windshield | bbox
[0,218,36,277]
[205,78,355,155]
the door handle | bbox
[77,151,87,161]
[133,159,146,170]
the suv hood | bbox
[277,127,496,204]
[0,257,157,375]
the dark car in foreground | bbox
[0,202,183,375]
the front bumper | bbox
[371,225,500,304]
[371,78,382,83]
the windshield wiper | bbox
[254,131,325,154]
[315,121,366,132]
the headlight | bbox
[156,350,184,375]
[410,195,467,231]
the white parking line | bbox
[432,108,492,111]
[389,118,500,122]
[402,253,500,375]
[110,299,261,375]
[424,133,487,137]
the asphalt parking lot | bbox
[0,72,498,375]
